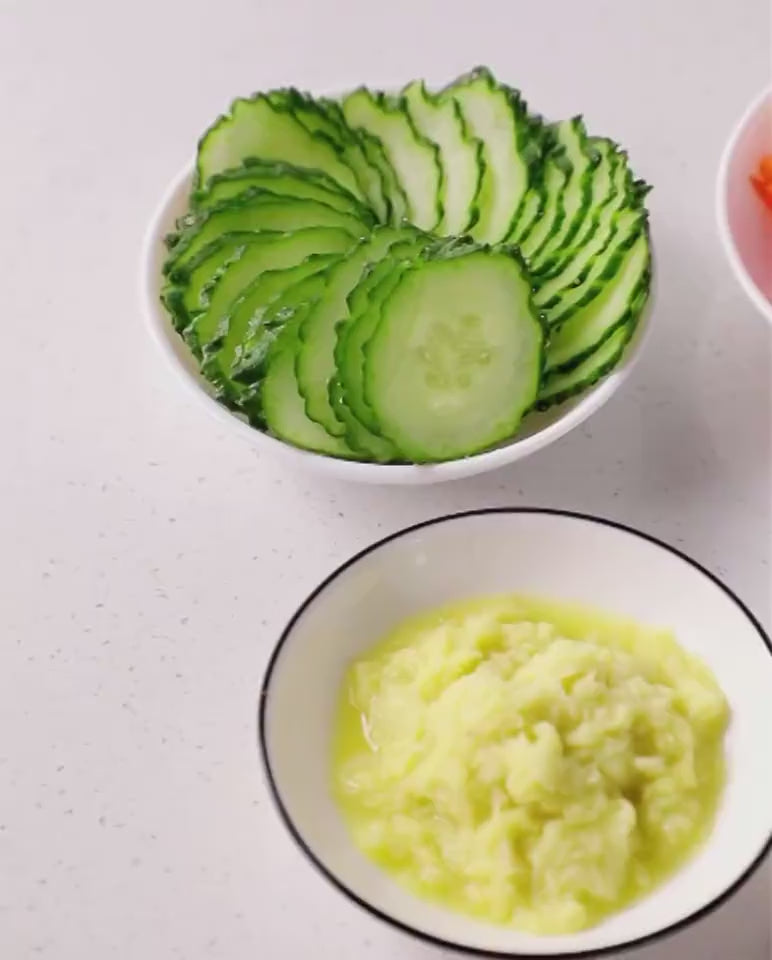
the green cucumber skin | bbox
[536,278,649,411]
[518,144,572,259]
[194,92,363,199]
[543,226,653,377]
[314,96,394,224]
[270,88,392,224]
[201,251,344,403]
[337,253,422,437]
[544,216,648,330]
[401,78,487,236]
[342,86,444,230]
[530,139,620,282]
[191,156,374,223]
[537,228,653,404]
[545,264,651,380]
[447,67,544,242]
[164,187,368,276]
[319,94,409,225]
[534,208,646,314]
[294,227,405,436]
[527,118,598,271]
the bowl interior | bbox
[260,511,772,957]
[720,89,772,319]
[142,169,655,484]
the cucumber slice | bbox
[165,189,367,276]
[328,375,398,463]
[341,88,442,230]
[185,225,353,359]
[449,68,538,243]
[336,236,429,436]
[195,94,362,199]
[192,158,372,222]
[542,211,646,328]
[556,137,616,253]
[230,270,331,392]
[205,252,342,403]
[214,253,339,396]
[534,206,642,312]
[544,230,651,374]
[538,322,633,410]
[296,227,405,435]
[293,95,392,225]
[532,139,621,281]
[162,231,272,332]
[518,147,571,258]
[527,118,597,271]
[402,79,484,235]
[187,228,352,356]
[317,96,409,224]
[363,246,544,461]
[261,302,359,458]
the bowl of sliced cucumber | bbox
[141,69,655,484]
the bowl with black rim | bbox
[259,509,772,957]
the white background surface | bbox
[1,1,770,958]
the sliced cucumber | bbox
[363,246,544,461]
[532,140,622,281]
[270,89,391,225]
[541,210,646,328]
[449,68,538,243]
[188,229,352,356]
[517,147,571,259]
[186,226,353,358]
[402,79,484,235]
[534,206,642,312]
[204,252,342,402]
[328,375,397,463]
[555,137,616,254]
[192,158,372,222]
[305,96,393,224]
[162,231,268,332]
[260,302,359,458]
[195,94,362,199]
[164,71,653,463]
[336,237,429,436]
[230,270,331,393]
[165,189,367,276]
[544,230,651,374]
[526,118,597,271]
[341,88,442,230]
[296,227,405,435]
[538,322,633,410]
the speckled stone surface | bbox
[1,1,770,957]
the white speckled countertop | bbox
[2,1,770,957]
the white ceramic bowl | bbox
[140,167,656,485]
[259,509,772,958]
[716,86,772,323]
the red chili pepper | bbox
[750,155,772,211]
[750,174,772,212]
[757,154,772,183]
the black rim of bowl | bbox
[258,507,772,959]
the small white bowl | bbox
[140,166,656,485]
[716,86,772,324]
[259,509,772,958]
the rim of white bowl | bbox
[258,508,772,959]
[716,84,772,325]
[140,164,657,484]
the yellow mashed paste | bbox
[331,595,729,933]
